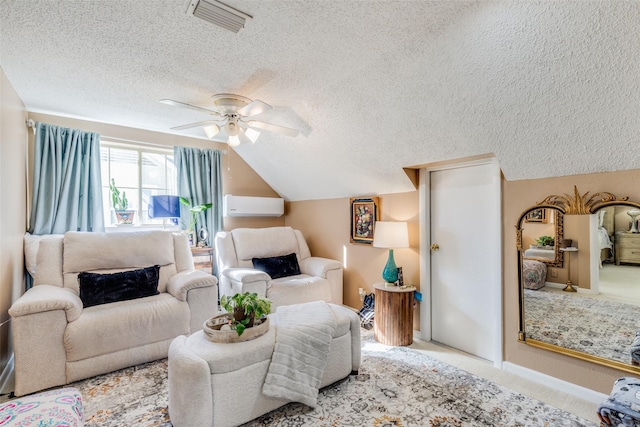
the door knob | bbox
[430,243,440,252]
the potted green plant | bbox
[179,197,212,230]
[179,197,212,245]
[109,179,135,224]
[220,292,272,336]
[536,235,555,248]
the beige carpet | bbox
[598,264,640,305]
[408,334,599,423]
[1,331,601,425]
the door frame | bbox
[418,158,503,368]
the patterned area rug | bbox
[69,330,596,427]
[524,288,638,364]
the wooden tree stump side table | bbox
[373,282,414,346]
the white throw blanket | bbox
[262,301,337,408]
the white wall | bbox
[0,67,28,381]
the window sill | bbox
[105,225,181,232]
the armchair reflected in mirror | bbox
[517,187,640,374]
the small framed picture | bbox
[350,197,379,244]
[525,208,547,223]
[397,267,404,287]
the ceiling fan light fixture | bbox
[164,93,297,144]
[228,134,241,147]
[203,124,220,139]
[224,118,240,136]
[245,128,260,143]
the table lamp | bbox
[373,221,409,284]
[627,208,640,233]
[149,195,180,228]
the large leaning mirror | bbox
[517,186,640,373]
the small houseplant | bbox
[179,197,212,231]
[109,179,135,224]
[220,292,272,336]
[179,197,213,246]
[536,235,555,247]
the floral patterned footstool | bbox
[522,259,547,290]
[0,387,83,426]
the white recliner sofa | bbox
[10,230,218,396]
[214,227,343,309]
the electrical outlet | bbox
[550,269,558,278]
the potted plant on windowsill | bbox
[203,292,272,343]
[110,179,135,225]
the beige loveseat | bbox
[214,227,343,309]
[10,230,218,396]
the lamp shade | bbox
[373,221,409,249]
[149,195,180,218]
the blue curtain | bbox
[174,146,223,247]
[29,122,104,235]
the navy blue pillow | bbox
[252,253,301,279]
[78,265,160,308]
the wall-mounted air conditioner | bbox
[223,195,284,217]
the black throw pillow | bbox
[252,253,301,280]
[78,265,160,308]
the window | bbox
[100,142,176,226]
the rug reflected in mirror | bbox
[70,332,596,427]
[524,287,638,364]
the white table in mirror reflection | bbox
[559,247,578,292]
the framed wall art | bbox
[350,197,379,244]
[524,208,547,223]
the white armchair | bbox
[214,227,343,309]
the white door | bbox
[429,162,501,363]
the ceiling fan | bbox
[160,94,299,146]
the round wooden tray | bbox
[203,313,270,343]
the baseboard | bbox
[502,361,608,406]
[0,354,14,395]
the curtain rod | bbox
[24,120,227,154]
[26,119,36,135]
[104,136,227,154]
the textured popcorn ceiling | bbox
[1,1,639,201]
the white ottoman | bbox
[168,303,361,427]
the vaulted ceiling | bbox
[2,1,639,201]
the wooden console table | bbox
[373,283,414,346]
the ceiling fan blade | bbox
[238,100,272,117]
[160,99,222,116]
[170,120,223,131]
[246,120,299,137]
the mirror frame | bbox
[516,207,565,267]
[516,186,640,374]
